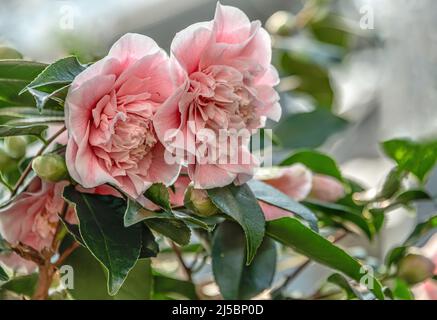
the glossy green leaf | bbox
[327,273,372,300]
[266,217,384,299]
[65,246,153,300]
[0,124,48,140]
[139,225,159,259]
[386,215,437,267]
[382,138,437,183]
[59,216,85,247]
[0,47,23,59]
[0,107,64,125]
[153,273,198,300]
[208,183,265,264]
[0,274,38,297]
[275,109,348,149]
[0,60,47,108]
[144,183,171,212]
[248,179,318,232]
[124,198,158,227]
[279,52,334,107]
[63,185,142,295]
[145,218,191,246]
[21,56,85,94]
[392,278,413,300]
[0,265,8,281]
[280,149,343,181]
[303,200,372,239]
[212,221,276,300]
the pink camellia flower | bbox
[154,3,281,189]
[258,164,313,201]
[254,164,345,220]
[0,252,37,274]
[65,33,180,199]
[169,175,191,207]
[0,179,76,252]
[255,164,312,221]
[310,174,345,202]
[413,234,437,300]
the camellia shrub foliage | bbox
[0,2,436,300]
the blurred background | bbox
[1,0,436,298]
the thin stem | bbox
[169,241,193,282]
[55,242,80,267]
[10,126,66,198]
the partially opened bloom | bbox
[310,174,345,202]
[255,164,345,221]
[256,164,312,221]
[0,179,75,252]
[65,33,180,199]
[0,252,37,274]
[154,3,281,189]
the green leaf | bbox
[275,109,348,149]
[404,215,437,246]
[382,138,437,183]
[124,199,214,232]
[28,85,69,111]
[21,56,85,94]
[124,198,158,227]
[208,183,265,264]
[327,273,372,300]
[280,149,343,181]
[153,273,198,300]
[0,274,38,297]
[392,278,413,300]
[247,179,318,232]
[0,107,64,125]
[0,265,8,281]
[0,47,23,59]
[63,185,142,295]
[0,124,47,140]
[139,225,159,259]
[391,189,432,207]
[0,60,46,80]
[303,200,372,239]
[145,218,191,246]
[0,60,47,108]
[59,216,85,247]
[386,215,437,267]
[279,52,334,107]
[65,246,153,300]
[309,14,352,49]
[266,217,385,299]
[144,183,171,212]
[113,259,153,300]
[212,221,276,300]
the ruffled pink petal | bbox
[108,33,162,67]
[171,21,213,75]
[188,163,236,189]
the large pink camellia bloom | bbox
[0,179,76,252]
[154,3,281,189]
[65,33,180,199]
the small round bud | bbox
[32,154,68,182]
[4,136,27,159]
[266,11,297,37]
[184,185,218,217]
[0,148,16,173]
[398,254,435,285]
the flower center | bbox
[187,65,262,131]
